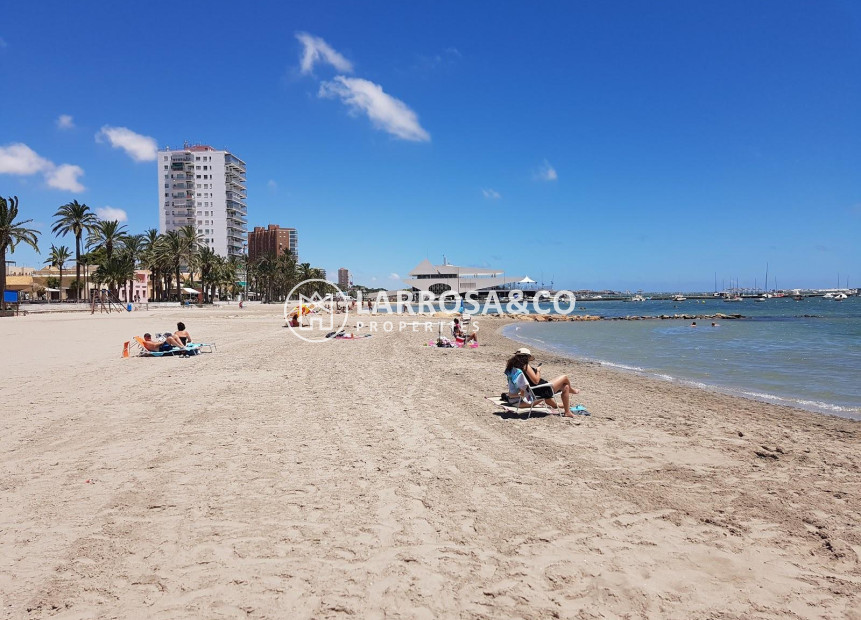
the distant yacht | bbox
[625,294,646,302]
[672,294,686,302]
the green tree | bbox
[179,224,204,294]
[87,219,127,263]
[141,228,164,301]
[0,196,40,311]
[198,246,218,303]
[52,200,97,301]
[119,235,144,302]
[44,244,72,300]
[160,230,184,302]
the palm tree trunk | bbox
[74,235,81,301]
[59,266,64,301]
[0,248,7,312]
[176,266,181,305]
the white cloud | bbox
[296,32,353,75]
[45,164,85,192]
[0,143,86,191]
[0,143,53,175]
[319,76,430,142]
[95,206,128,222]
[389,273,400,280]
[267,179,277,191]
[96,125,157,162]
[482,188,501,199]
[56,114,75,130]
[535,160,557,181]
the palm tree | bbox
[225,254,242,300]
[179,224,204,293]
[160,230,185,303]
[297,262,316,298]
[119,235,144,302]
[52,200,97,301]
[0,196,40,311]
[141,229,164,301]
[44,244,72,300]
[198,246,218,303]
[276,248,298,301]
[86,220,127,298]
[87,219,127,263]
[79,250,98,300]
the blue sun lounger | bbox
[127,337,215,357]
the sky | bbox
[1,1,859,292]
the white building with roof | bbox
[402,258,525,295]
[158,144,247,257]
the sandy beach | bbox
[1,305,859,619]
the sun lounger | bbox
[124,337,215,358]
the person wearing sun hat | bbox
[505,347,585,416]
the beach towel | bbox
[485,396,559,416]
[124,337,214,358]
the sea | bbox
[500,296,861,420]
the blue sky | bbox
[1,1,859,291]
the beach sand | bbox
[1,305,859,618]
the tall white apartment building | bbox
[158,144,247,257]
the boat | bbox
[723,294,743,302]
[834,292,848,301]
[823,292,834,299]
[672,294,686,302]
[625,294,646,302]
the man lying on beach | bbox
[141,332,185,353]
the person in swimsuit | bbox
[506,348,581,416]
[142,332,184,352]
[452,318,477,344]
[174,322,191,345]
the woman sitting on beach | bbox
[174,322,191,345]
[452,318,477,344]
[505,348,581,416]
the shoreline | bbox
[1,307,859,617]
[498,321,861,421]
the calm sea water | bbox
[501,296,861,420]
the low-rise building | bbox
[402,258,523,295]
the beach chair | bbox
[486,388,562,419]
[499,368,566,418]
[450,320,477,348]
